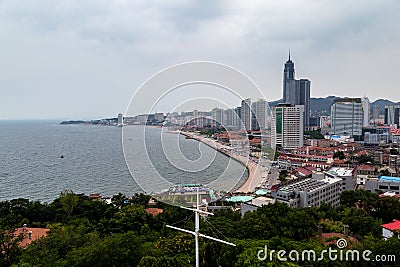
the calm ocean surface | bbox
[0,121,246,203]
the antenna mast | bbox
[166,187,236,267]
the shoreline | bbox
[179,131,267,193]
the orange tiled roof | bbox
[145,208,164,216]
[14,227,49,247]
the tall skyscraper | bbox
[298,79,311,127]
[282,52,311,128]
[385,104,400,127]
[273,103,304,149]
[361,97,370,127]
[331,98,363,137]
[283,51,295,103]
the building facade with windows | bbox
[385,104,400,128]
[282,52,311,128]
[273,103,304,149]
[331,98,363,137]
[271,175,342,208]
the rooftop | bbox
[380,192,400,199]
[279,177,341,193]
[255,189,271,195]
[356,164,376,171]
[327,167,354,177]
[250,197,275,207]
[382,219,400,231]
[379,176,400,183]
[293,167,313,177]
[226,196,254,202]
[145,208,164,216]
[14,227,49,247]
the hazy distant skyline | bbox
[1,1,399,120]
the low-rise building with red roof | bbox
[14,226,49,247]
[145,208,164,216]
[381,219,400,239]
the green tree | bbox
[279,170,288,182]
[357,155,374,164]
[373,196,400,223]
[111,205,153,234]
[340,189,378,212]
[64,231,145,267]
[111,192,128,208]
[304,130,324,139]
[59,190,79,218]
[333,151,346,160]
[0,228,23,266]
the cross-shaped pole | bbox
[166,188,236,267]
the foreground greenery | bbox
[1,190,400,266]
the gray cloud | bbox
[0,0,399,119]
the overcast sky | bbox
[1,0,399,120]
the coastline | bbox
[179,131,267,193]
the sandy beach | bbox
[179,131,267,193]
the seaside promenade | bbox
[179,131,267,193]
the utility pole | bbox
[166,188,236,267]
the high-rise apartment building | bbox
[385,104,400,127]
[331,98,363,137]
[241,99,252,131]
[273,103,304,149]
[224,108,234,127]
[234,106,241,128]
[240,99,269,131]
[298,79,311,127]
[362,96,370,127]
[252,99,268,130]
[282,52,311,127]
[224,107,242,128]
[212,108,224,126]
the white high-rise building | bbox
[273,103,304,149]
[224,108,235,127]
[385,104,400,127]
[252,99,268,130]
[362,97,370,127]
[331,98,363,137]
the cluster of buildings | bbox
[120,54,400,215]
[120,53,400,153]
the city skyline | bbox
[1,1,399,120]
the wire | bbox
[203,218,234,244]
[169,213,194,226]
